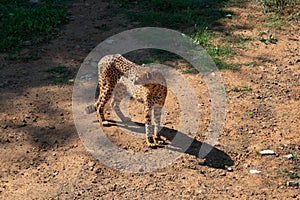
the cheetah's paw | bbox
[102,120,110,126]
[146,137,157,148]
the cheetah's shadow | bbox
[103,120,234,169]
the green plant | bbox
[110,0,236,70]
[245,111,254,115]
[230,86,252,92]
[193,27,234,69]
[291,154,299,161]
[277,168,288,174]
[0,0,68,51]
[116,0,233,28]
[242,62,257,67]
[259,34,278,43]
[258,0,297,13]
[47,66,73,85]
[182,68,199,74]
[289,172,299,179]
[94,24,110,31]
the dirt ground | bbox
[0,0,299,199]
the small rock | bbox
[139,167,144,172]
[226,14,232,19]
[23,40,32,46]
[283,154,293,159]
[67,15,75,21]
[47,125,55,129]
[227,167,233,172]
[250,169,261,174]
[1,124,8,129]
[20,122,27,127]
[259,150,275,155]
[220,172,226,176]
[106,39,114,44]
[287,181,299,187]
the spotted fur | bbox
[86,54,167,147]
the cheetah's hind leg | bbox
[145,124,160,148]
[111,83,131,123]
[153,105,165,145]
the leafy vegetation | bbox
[115,0,233,29]
[258,0,299,13]
[193,27,234,69]
[291,154,299,161]
[0,0,68,52]
[110,0,235,69]
[258,0,300,28]
[47,66,73,85]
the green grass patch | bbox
[182,68,199,74]
[258,0,298,13]
[47,66,73,85]
[289,172,299,179]
[0,0,68,52]
[110,0,235,70]
[115,0,233,29]
[245,111,254,115]
[230,86,252,92]
[193,27,234,69]
[264,13,288,27]
[242,61,257,67]
[258,0,300,28]
[291,154,299,161]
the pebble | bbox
[23,40,32,46]
[250,169,261,174]
[283,154,293,159]
[220,172,226,176]
[1,124,8,129]
[226,14,232,19]
[287,181,299,187]
[227,167,233,172]
[259,150,275,155]
[67,15,76,21]
[47,125,56,129]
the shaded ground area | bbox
[0,0,299,199]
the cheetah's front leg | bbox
[111,83,131,123]
[95,87,112,126]
[144,104,156,147]
[153,105,164,145]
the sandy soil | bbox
[0,0,299,199]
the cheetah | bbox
[86,54,167,147]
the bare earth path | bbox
[0,1,299,199]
